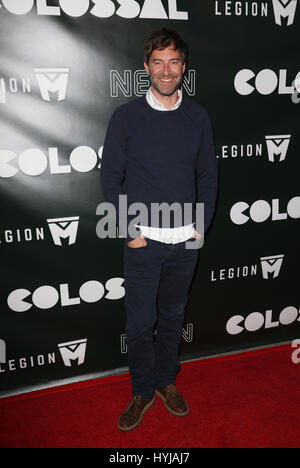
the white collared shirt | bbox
[133,88,195,244]
[146,87,183,111]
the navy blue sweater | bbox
[101,96,218,239]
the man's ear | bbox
[144,61,150,75]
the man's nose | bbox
[162,63,171,75]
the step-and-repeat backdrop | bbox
[0,0,299,397]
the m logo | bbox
[35,68,69,102]
[272,0,298,26]
[265,134,291,162]
[47,216,79,246]
[58,339,87,367]
[0,339,6,364]
[260,254,284,279]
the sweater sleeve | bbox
[100,108,140,240]
[196,111,219,234]
[100,109,127,238]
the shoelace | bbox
[165,384,179,399]
[128,396,148,414]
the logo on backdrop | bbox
[47,217,79,246]
[7,278,125,312]
[214,0,298,26]
[110,69,196,98]
[35,68,69,102]
[211,254,284,282]
[265,134,291,162]
[58,339,87,367]
[217,134,291,161]
[260,254,284,279]
[230,197,300,225]
[226,305,300,336]
[272,0,298,25]
[120,323,194,353]
[0,146,102,178]
[0,337,87,374]
[234,69,300,97]
[0,0,188,20]
[0,68,69,104]
[0,216,80,246]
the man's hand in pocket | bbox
[127,235,147,248]
[193,230,202,240]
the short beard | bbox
[151,75,182,97]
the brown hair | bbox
[144,28,189,65]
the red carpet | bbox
[0,344,299,448]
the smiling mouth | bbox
[152,74,181,96]
[159,77,177,84]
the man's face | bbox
[144,45,186,97]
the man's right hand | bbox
[127,235,147,248]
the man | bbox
[101,28,218,431]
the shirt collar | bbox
[146,88,182,112]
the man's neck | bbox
[151,87,180,110]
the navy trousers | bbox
[123,237,199,400]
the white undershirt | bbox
[133,88,195,244]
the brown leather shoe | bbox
[155,384,189,417]
[118,395,155,432]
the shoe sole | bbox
[155,389,189,417]
[118,397,155,432]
